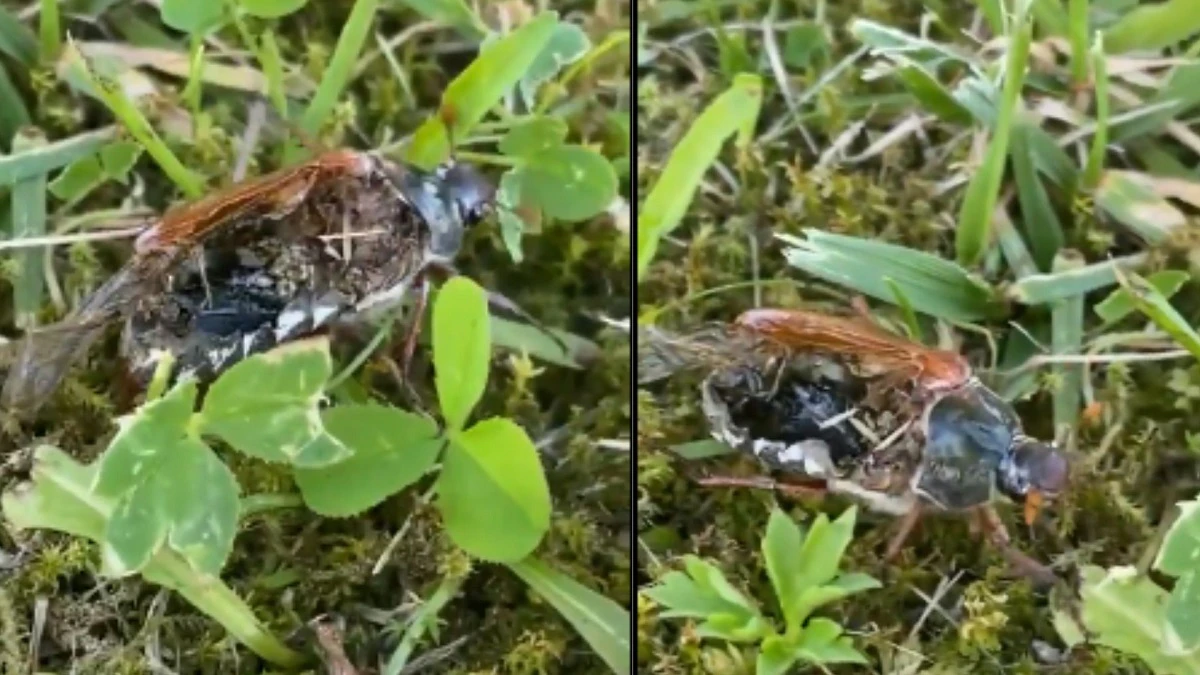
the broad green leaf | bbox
[93,383,239,578]
[1096,270,1189,325]
[508,557,632,675]
[1054,565,1200,675]
[794,618,869,664]
[762,509,804,630]
[99,140,142,183]
[3,445,108,541]
[499,116,569,158]
[518,21,591,108]
[160,0,225,34]
[433,276,491,430]
[795,507,857,599]
[49,155,104,201]
[792,573,882,626]
[238,0,309,18]
[436,417,550,561]
[102,436,239,578]
[697,611,774,643]
[643,569,747,619]
[199,337,351,467]
[496,169,527,262]
[1156,500,1200,651]
[405,12,559,168]
[1104,0,1200,53]
[93,381,197,499]
[686,555,759,609]
[1166,571,1200,653]
[637,73,761,280]
[519,145,618,222]
[757,636,800,675]
[1156,500,1200,578]
[294,405,442,517]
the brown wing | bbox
[733,309,971,391]
[133,149,371,252]
[1,258,155,414]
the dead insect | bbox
[639,307,1069,582]
[2,149,504,415]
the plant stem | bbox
[151,551,308,668]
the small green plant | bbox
[636,73,762,282]
[1055,496,1200,674]
[643,506,880,674]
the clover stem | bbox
[145,351,176,401]
[152,551,308,668]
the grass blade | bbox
[1050,251,1085,435]
[39,0,61,63]
[1117,269,1200,362]
[383,573,466,675]
[636,73,762,281]
[956,6,1032,266]
[286,0,379,162]
[10,128,48,330]
[0,61,30,150]
[64,41,202,198]
[1011,119,1064,270]
[1095,270,1189,326]
[777,230,1006,323]
[1094,170,1185,244]
[1083,38,1108,189]
[0,127,116,186]
[508,556,631,675]
[1007,253,1145,305]
[404,12,559,169]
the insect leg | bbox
[883,503,924,561]
[975,505,1059,586]
[694,474,828,500]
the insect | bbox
[639,307,1069,580]
[2,149,497,415]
